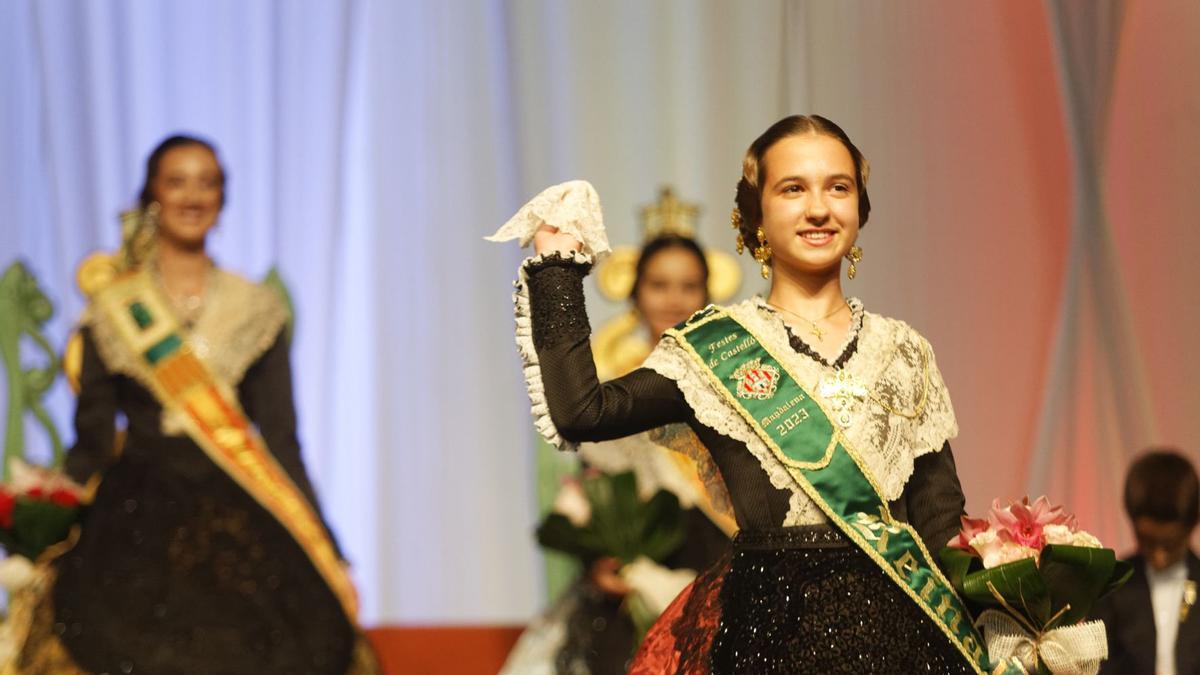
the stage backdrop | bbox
[1,0,1197,624]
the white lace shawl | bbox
[82,269,289,435]
[643,297,958,526]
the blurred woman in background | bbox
[12,135,378,675]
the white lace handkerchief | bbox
[485,179,611,260]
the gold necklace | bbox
[767,301,848,341]
[152,260,215,328]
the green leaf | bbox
[1101,559,1134,600]
[535,514,593,558]
[10,498,78,559]
[1038,545,1117,627]
[0,529,34,560]
[536,471,685,564]
[962,557,1051,627]
[939,546,980,591]
[636,491,685,562]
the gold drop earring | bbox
[754,227,772,279]
[845,245,863,280]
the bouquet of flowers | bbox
[0,460,84,589]
[940,496,1131,675]
[537,470,690,637]
[537,469,685,564]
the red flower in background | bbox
[0,490,15,528]
[49,489,80,508]
[0,461,85,563]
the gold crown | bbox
[639,187,699,239]
[596,186,741,302]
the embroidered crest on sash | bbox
[729,358,780,400]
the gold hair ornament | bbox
[730,207,745,255]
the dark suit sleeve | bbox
[64,327,118,484]
[238,331,344,560]
[900,441,966,557]
[1089,560,1155,675]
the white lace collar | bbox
[644,298,959,526]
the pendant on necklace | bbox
[808,324,826,341]
[818,369,867,428]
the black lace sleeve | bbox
[525,254,690,443]
[65,327,118,484]
[899,441,967,556]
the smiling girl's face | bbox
[151,144,223,250]
[759,133,861,278]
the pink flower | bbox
[989,496,1069,551]
[947,515,992,550]
[969,529,1039,568]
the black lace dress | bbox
[525,253,975,674]
[38,326,360,675]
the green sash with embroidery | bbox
[666,306,990,673]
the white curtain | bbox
[1026,0,1147,549]
[2,0,1198,624]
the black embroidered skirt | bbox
[50,440,357,675]
[633,525,976,674]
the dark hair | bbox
[735,115,871,257]
[1124,448,1200,527]
[630,234,710,305]
[138,134,226,209]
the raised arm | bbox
[525,251,690,445]
[497,181,690,450]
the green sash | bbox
[666,306,989,673]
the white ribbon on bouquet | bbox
[977,609,1108,675]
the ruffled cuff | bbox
[486,180,612,260]
[512,250,595,452]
